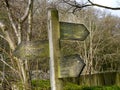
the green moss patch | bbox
[32,80,50,90]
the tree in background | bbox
[0,0,51,89]
[0,0,120,89]
[0,0,34,89]
[59,6,120,73]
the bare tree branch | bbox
[0,71,10,86]
[0,22,7,41]
[20,0,33,23]
[27,0,33,41]
[3,0,34,45]
[63,0,120,11]
[3,0,21,45]
[4,0,18,36]
[0,22,15,50]
[0,54,18,73]
[63,0,91,9]
[88,0,120,10]
[0,34,7,41]
[63,0,91,13]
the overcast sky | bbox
[77,0,120,16]
[92,0,120,17]
[93,0,118,6]
[93,0,120,16]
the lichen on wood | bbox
[13,40,49,60]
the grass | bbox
[64,82,120,90]
[32,80,50,90]
[31,80,120,90]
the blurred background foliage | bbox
[0,0,120,89]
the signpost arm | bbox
[48,8,63,90]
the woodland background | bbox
[0,0,120,90]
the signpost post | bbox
[47,8,90,90]
[15,8,89,90]
[48,9,63,90]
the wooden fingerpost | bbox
[47,8,63,90]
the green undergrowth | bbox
[32,80,50,90]
[31,80,120,90]
[64,82,120,90]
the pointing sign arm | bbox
[60,22,89,41]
